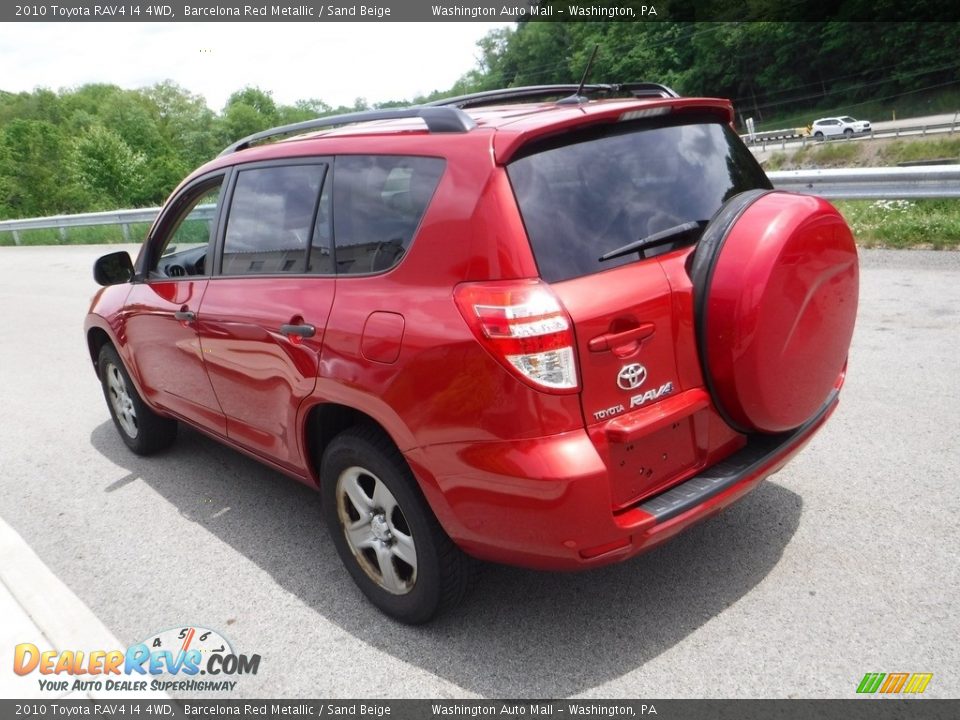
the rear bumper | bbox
[406,390,839,570]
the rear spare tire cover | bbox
[692,191,858,434]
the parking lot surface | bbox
[0,245,957,698]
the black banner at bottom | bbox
[2,699,957,720]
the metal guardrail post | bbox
[11,230,20,246]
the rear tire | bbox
[98,344,177,455]
[321,425,473,624]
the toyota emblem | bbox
[617,363,647,390]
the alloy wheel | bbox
[106,362,138,438]
[336,466,418,595]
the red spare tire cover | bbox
[691,190,858,434]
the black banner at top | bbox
[3,0,960,22]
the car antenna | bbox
[557,45,599,105]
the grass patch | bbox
[763,134,960,170]
[0,223,150,246]
[773,141,864,169]
[834,199,960,249]
[807,142,863,165]
[878,137,960,164]
[764,152,789,171]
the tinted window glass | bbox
[333,155,444,275]
[222,164,326,275]
[507,119,772,283]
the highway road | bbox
[0,245,958,699]
[749,112,960,161]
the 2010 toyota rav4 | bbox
[85,83,859,623]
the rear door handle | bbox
[588,322,655,352]
[279,323,316,338]
[174,309,196,322]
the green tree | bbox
[219,86,280,144]
[70,125,148,209]
[277,98,333,124]
[143,81,218,168]
[0,119,84,217]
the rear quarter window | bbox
[507,117,771,283]
[333,155,445,275]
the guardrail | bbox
[0,205,216,245]
[0,207,160,245]
[743,127,808,144]
[1,169,959,245]
[766,165,960,199]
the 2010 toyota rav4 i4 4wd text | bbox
[85,83,859,623]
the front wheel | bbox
[98,344,177,455]
[843,128,854,138]
[321,426,473,624]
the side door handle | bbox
[174,308,196,323]
[279,323,316,338]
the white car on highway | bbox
[810,116,872,140]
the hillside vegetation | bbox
[2,21,959,220]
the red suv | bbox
[85,84,858,623]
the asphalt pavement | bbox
[0,244,957,699]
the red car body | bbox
[85,93,857,573]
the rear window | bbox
[507,117,771,283]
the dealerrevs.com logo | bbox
[857,672,933,695]
[13,626,260,693]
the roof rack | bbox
[219,106,477,156]
[426,82,679,109]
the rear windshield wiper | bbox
[598,220,708,263]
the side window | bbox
[221,164,326,276]
[333,155,445,275]
[148,177,223,279]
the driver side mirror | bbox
[93,251,134,286]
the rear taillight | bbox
[454,279,579,393]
